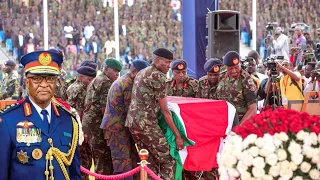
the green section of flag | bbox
[158,111,195,180]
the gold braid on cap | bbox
[44,118,78,180]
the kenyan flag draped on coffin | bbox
[158,96,236,179]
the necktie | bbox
[41,109,50,133]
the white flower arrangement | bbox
[217,109,320,180]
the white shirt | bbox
[121,25,126,36]
[18,35,24,46]
[84,25,95,39]
[64,26,73,39]
[272,34,290,60]
[304,77,319,96]
[92,42,98,53]
[29,98,52,123]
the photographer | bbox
[303,62,316,95]
[278,60,304,100]
[270,27,290,60]
[262,60,304,107]
[303,62,320,94]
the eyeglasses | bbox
[28,76,57,84]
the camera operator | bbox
[278,60,304,100]
[261,60,304,108]
[270,27,290,60]
[303,62,317,96]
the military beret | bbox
[105,58,123,72]
[132,59,150,71]
[76,66,97,77]
[223,51,240,67]
[204,58,223,73]
[4,60,16,66]
[80,60,97,69]
[153,48,173,60]
[21,50,63,75]
[171,59,187,70]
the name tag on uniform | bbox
[16,120,41,145]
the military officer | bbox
[197,58,223,99]
[0,50,81,180]
[215,51,257,122]
[125,48,184,180]
[100,59,149,179]
[166,59,198,97]
[82,58,122,175]
[67,60,97,180]
[48,49,68,101]
[0,60,19,100]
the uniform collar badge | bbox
[17,150,29,164]
[24,103,32,117]
[232,58,239,65]
[177,63,184,70]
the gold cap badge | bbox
[177,63,184,70]
[38,52,52,66]
[232,58,239,65]
[213,66,220,73]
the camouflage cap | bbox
[204,58,222,73]
[105,58,122,72]
[223,51,240,67]
[171,59,187,70]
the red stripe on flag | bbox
[169,98,228,171]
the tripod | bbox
[263,77,282,110]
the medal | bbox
[32,148,43,160]
[17,150,29,164]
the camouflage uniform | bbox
[125,64,175,180]
[166,77,198,97]
[0,72,19,100]
[197,76,218,99]
[215,70,257,121]
[100,73,137,179]
[54,75,68,101]
[82,72,114,175]
[67,80,92,180]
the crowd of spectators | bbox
[219,0,320,49]
[0,0,182,71]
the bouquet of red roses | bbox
[218,108,320,180]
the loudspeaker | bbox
[206,10,240,60]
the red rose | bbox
[310,126,320,134]
[289,122,303,133]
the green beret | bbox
[105,58,122,71]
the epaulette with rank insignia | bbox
[241,70,251,78]
[0,100,22,115]
[188,77,198,89]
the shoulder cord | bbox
[45,117,78,180]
